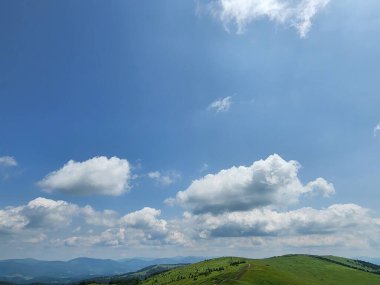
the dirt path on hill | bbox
[235,263,251,280]
[213,264,252,284]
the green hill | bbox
[140,255,380,285]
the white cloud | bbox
[148,170,181,186]
[24,197,79,228]
[163,153,380,252]
[208,0,330,38]
[208,96,232,113]
[0,156,17,167]
[82,206,119,227]
[0,197,127,236]
[120,207,168,239]
[24,233,47,244]
[304,177,335,197]
[38,156,131,196]
[0,206,29,233]
[374,123,380,137]
[176,203,380,252]
[168,154,335,214]
[0,197,79,234]
[187,204,372,238]
[61,207,186,247]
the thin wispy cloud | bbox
[199,163,209,172]
[374,123,380,137]
[0,156,18,180]
[207,0,330,38]
[0,156,17,167]
[208,96,232,113]
[148,170,181,186]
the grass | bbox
[139,255,380,285]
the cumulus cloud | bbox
[374,123,380,137]
[0,156,17,167]
[304,177,335,197]
[168,154,335,214]
[0,197,131,236]
[120,207,168,239]
[61,207,185,247]
[148,170,181,186]
[0,197,79,234]
[164,153,380,251]
[24,198,79,228]
[0,206,29,234]
[208,96,232,113]
[207,0,330,38]
[38,156,131,196]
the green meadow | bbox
[139,255,380,285]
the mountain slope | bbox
[141,255,380,285]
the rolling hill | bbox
[139,255,380,285]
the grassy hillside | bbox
[316,255,380,274]
[140,255,380,285]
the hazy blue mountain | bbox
[358,257,380,265]
[0,257,205,283]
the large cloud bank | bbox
[1,154,379,257]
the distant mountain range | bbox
[0,257,205,283]
[1,255,378,284]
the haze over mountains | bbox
[0,257,204,283]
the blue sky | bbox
[1,0,380,260]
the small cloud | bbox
[148,171,161,179]
[148,170,181,186]
[374,123,380,137]
[73,226,81,233]
[304,177,335,197]
[208,96,232,113]
[0,156,17,167]
[0,156,18,180]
